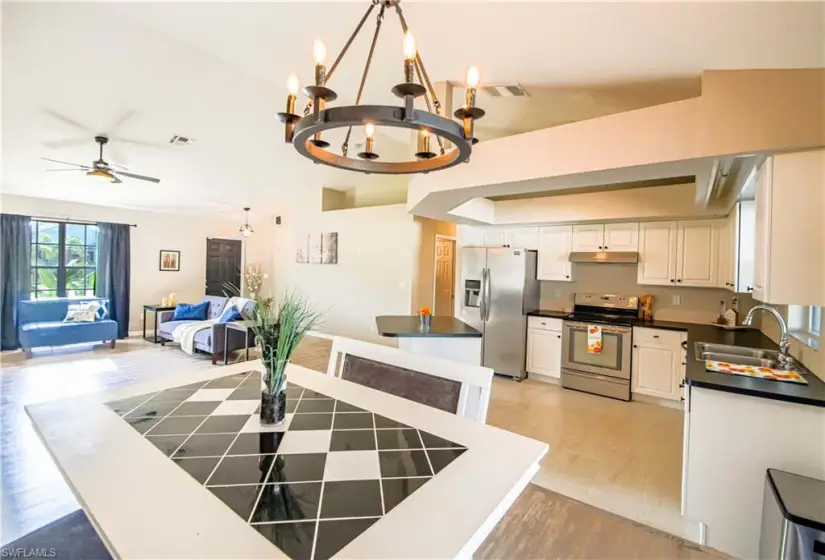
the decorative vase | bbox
[419,313,431,329]
[260,389,287,425]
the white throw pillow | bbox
[63,302,97,323]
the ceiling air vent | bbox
[168,134,195,146]
[480,84,530,98]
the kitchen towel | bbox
[587,325,602,354]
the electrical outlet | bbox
[672,295,681,305]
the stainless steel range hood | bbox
[569,251,639,264]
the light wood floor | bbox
[1,335,725,558]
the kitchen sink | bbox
[694,342,797,370]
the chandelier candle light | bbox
[276,0,485,175]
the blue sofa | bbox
[18,298,118,358]
[158,296,256,364]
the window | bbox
[30,221,98,299]
[788,304,821,348]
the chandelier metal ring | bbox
[292,105,471,174]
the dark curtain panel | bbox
[0,214,32,350]
[96,222,131,338]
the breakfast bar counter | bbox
[375,315,482,365]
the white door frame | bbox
[432,234,457,314]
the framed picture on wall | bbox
[159,250,180,272]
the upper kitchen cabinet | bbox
[460,226,539,250]
[753,150,825,305]
[638,220,721,287]
[676,220,719,287]
[538,225,573,281]
[638,222,678,285]
[604,223,640,252]
[571,223,639,252]
[718,201,756,292]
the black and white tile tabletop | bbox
[106,371,467,560]
[26,362,547,560]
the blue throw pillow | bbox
[218,306,242,324]
[172,301,209,321]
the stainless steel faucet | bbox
[742,305,792,367]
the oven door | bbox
[562,321,631,379]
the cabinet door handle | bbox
[598,246,603,250]
[682,362,686,366]
[680,396,685,402]
[565,275,570,279]
[604,246,608,250]
[633,344,638,348]
[679,381,685,388]
[653,335,660,339]
[670,279,675,283]
[747,286,753,292]
[677,279,682,283]
[557,335,561,339]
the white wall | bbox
[0,194,273,332]
[271,187,418,344]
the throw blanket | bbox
[173,319,217,355]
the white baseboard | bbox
[307,330,335,341]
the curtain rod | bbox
[23,214,138,228]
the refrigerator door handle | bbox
[483,267,492,321]
[479,268,487,322]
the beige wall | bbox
[270,188,418,345]
[411,217,456,314]
[539,262,757,323]
[0,194,274,332]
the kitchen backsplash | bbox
[539,263,758,323]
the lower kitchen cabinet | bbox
[526,325,562,379]
[631,328,686,401]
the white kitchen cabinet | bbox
[631,327,686,401]
[507,227,539,250]
[458,225,483,247]
[571,222,638,252]
[537,226,573,281]
[637,222,678,285]
[753,150,824,305]
[676,220,719,287]
[482,229,508,247]
[603,222,639,252]
[526,328,562,379]
[638,220,722,287]
[717,202,756,293]
[571,224,604,252]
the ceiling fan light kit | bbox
[276,0,484,175]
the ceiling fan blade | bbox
[106,109,137,135]
[41,109,92,132]
[45,168,85,172]
[111,176,123,184]
[41,157,91,169]
[42,136,93,149]
[116,170,160,183]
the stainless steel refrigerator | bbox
[458,247,539,380]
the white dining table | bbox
[26,360,547,559]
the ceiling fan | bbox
[42,136,161,184]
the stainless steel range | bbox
[561,293,638,401]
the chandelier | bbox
[277,0,485,175]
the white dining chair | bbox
[326,336,494,424]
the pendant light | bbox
[239,207,254,237]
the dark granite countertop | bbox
[767,468,825,532]
[527,309,825,407]
[527,309,570,320]
[376,316,481,338]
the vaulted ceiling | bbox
[2,1,823,216]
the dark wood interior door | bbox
[206,238,242,296]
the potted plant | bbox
[418,306,432,329]
[245,292,322,425]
